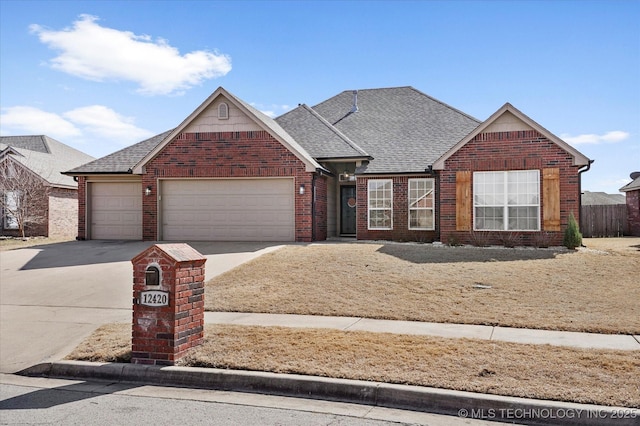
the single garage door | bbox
[90,182,142,240]
[161,179,294,241]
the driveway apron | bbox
[0,240,282,373]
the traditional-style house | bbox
[65,86,591,246]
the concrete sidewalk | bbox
[205,312,640,351]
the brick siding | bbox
[143,131,316,242]
[625,189,640,236]
[48,187,78,238]
[356,175,438,242]
[440,130,581,246]
[77,176,87,240]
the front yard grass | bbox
[206,237,640,334]
[66,237,640,408]
[67,323,640,408]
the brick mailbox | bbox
[131,243,206,365]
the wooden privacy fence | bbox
[580,204,629,237]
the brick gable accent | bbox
[142,130,316,242]
[440,130,581,246]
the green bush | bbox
[563,212,582,249]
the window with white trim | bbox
[3,191,19,229]
[474,170,540,231]
[368,179,392,229]
[408,178,434,230]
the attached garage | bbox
[90,182,142,240]
[160,178,295,241]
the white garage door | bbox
[161,179,294,241]
[90,182,142,240]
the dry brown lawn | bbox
[0,236,75,251]
[67,323,640,408]
[207,237,640,334]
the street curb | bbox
[19,361,638,426]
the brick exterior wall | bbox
[131,244,206,365]
[77,176,87,240]
[142,131,316,242]
[1,184,49,238]
[314,175,328,241]
[625,189,640,236]
[356,175,438,242]
[440,130,581,246]
[48,187,78,238]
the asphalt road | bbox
[0,375,496,426]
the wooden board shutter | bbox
[543,168,561,231]
[456,171,471,231]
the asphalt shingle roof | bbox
[303,86,481,174]
[276,104,369,159]
[620,175,640,192]
[581,191,626,205]
[65,130,173,174]
[65,87,482,176]
[0,135,95,188]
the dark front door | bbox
[340,185,357,235]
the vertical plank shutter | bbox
[456,171,471,231]
[543,168,561,231]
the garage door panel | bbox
[162,179,294,241]
[91,182,142,240]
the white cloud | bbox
[250,102,292,118]
[63,105,153,142]
[30,14,232,95]
[0,105,153,155]
[0,106,81,138]
[561,130,630,145]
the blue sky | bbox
[1,0,638,193]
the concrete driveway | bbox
[0,240,284,373]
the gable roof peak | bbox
[132,86,322,174]
[433,102,591,169]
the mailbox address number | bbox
[140,290,169,307]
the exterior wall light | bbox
[299,184,305,195]
[145,186,152,196]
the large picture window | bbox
[368,179,392,229]
[408,178,434,230]
[474,170,540,231]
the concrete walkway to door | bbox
[0,240,284,374]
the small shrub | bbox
[497,232,520,248]
[469,231,490,247]
[563,212,582,249]
[532,231,553,248]
[447,234,462,247]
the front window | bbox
[368,179,392,229]
[408,178,434,230]
[3,191,19,229]
[474,170,540,231]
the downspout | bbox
[577,159,594,240]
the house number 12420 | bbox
[140,291,169,307]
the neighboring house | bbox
[619,172,640,236]
[0,135,95,238]
[581,191,626,206]
[65,86,591,246]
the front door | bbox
[340,185,357,235]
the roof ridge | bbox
[406,86,482,124]
[302,104,370,157]
[39,135,52,153]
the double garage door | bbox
[162,179,294,241]
[90,179,295,241]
